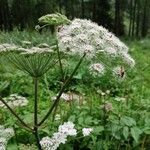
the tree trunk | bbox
[81,0,85,18]
[131,0,137,37]
[128,0,133,37]
[141,0,148,37]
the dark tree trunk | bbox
[141,0,149,37]
[0,0,13,31]
[131,0,137,37]
[81,0,85,18]
[136,0,140,38]
[128,0,133,37]
[92,0,96,21]
[114,0,120,35]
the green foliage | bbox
[0,31,150,149]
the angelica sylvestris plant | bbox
[0,13,135,150]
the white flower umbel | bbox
[51,92,83,102]
[89,63,105,77]
[0,94,28,109]
[82,128,93,137]
[0,137,7,150]
[0,43,18,54]
[57,18,135,68]
[0,126,15,150]
[40,121,77,150]
[3,44,57,77]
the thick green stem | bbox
[38,53,86,126]
[56,40,64,81]
[33,78,42,150]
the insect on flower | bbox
[118,66,125,78]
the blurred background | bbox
[0,0,150,38]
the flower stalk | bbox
[33,77,42,150]
[38,53,86,126]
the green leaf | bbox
[131,127,142,143]
[68,115,76,122]
[84,116,93,124]
[123,126,129,140]
[0,81,10,92]
[94,126,104,134]
[143,127,150,135]
[78,117,84,125]
[73,73,83,80]
[120,116,136,127]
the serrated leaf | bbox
[123,126,129,140]
[94,126,104,134]
[84,116,93,124]
[68,115,76,122]
[120,116,136,127]
[0,81,10,92]
[143,127,150,135]
[131,127,142,143]
[78,117,84,125]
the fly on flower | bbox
[118,66,125,78]
[113,66,125,79]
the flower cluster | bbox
[21,41,32,46]
[52,92,83,102]
[97,89,110,96]
[101,102,113,112]
[57,18,135,66]
[19,47,53,55]
[82,128,93,137]
[0,138,7,150]
[89,63,105,77]
[0,43,57,77]
[114,97,126,102]
[40,121,77,150]
[0,43,17,54]
[0,126,14,150]
[0,94,28,108]
[38,13,71,26]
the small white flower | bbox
[0,43,17,54]
[82,128,93,137]
[89,63,105,77]
[0,126,14,149]
[21,41,32,45]
[38,43,49,48]
[101,102,113,112]
[0,94,28,109]
[60,93,70,101]
[54,114,61,121]
[0,138,7,145]
[4,128,14,139]
[58,121,77,136]
[114,97,126,102]
[40,121,77,150]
